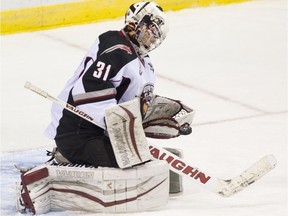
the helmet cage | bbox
[135,14,164,54]
[125,2,168,56]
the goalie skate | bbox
[16,183,27,213]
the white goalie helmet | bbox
[124,1,169,56]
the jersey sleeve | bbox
[71,35,136,128]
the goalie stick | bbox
[24,81,277,197]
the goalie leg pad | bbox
[165,148,184,196]
[16,160,169,214]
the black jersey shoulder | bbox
[81,31,137,93]
[97,31,137,64]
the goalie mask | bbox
[124,1,169,57]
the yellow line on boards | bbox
[0,0,250,35]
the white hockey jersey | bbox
[45,30,156,139]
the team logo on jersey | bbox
[142,84,154,103]
[101,44,132,55]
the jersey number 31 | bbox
[93,61,111,81]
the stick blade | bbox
[216,154,277,197]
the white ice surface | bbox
[0,0,287,215]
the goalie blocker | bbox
[105,96,194,168]
[105,96,192,195]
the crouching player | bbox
[16,1,194,214]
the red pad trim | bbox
[48,178,167,207]
[22,167,49,185]
[20,167,49,214]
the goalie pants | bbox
[55,134,119,168]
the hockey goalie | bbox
[16,1,195,214]
[16,96,194,214]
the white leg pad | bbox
[16,160,169,214]
[165,148,184,196]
